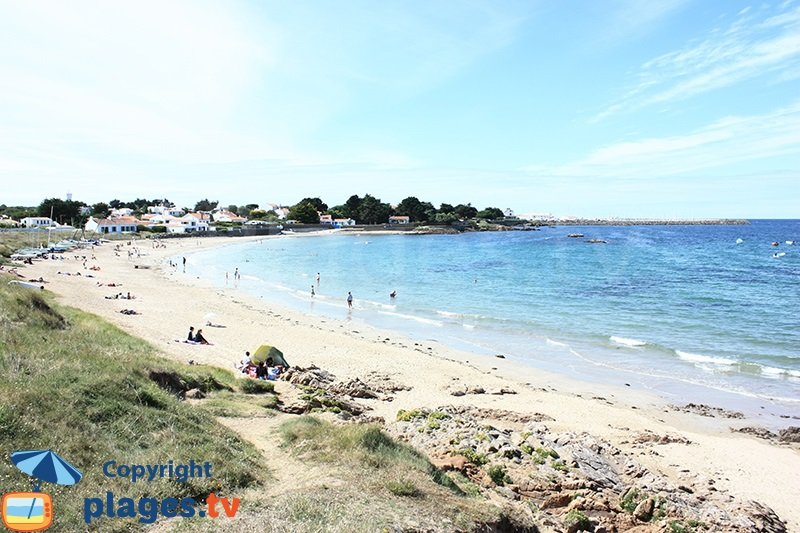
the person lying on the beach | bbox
[119,309,139,315]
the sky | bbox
[1,0,798,218]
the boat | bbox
[735,238,744,244]
[773,252,786,258]
[786,241,795,245]
[586,239,608,244]
[567,233,584,238]
[771,242,780,246]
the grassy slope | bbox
[0,279,269,532]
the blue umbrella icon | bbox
[11,449,83,491]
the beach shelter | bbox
[251,344,290,367]
[11,450,83,490]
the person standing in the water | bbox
[347,291,353,308]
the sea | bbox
[184,220,800,424]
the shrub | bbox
[487,464,510,486]
[564,509,591,530]
[240,379,275,394]
[386,479,419,497]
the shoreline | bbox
[12,234,800,529]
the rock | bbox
[633,497,654,521]
[488,387,517,395]
[184,388,205,399]
[431,455,468,472]
[495,486,519,500]
[778,426,800,443]
[329,378,380,399]
[541,492,572,509]
[733,426,778,440]
[450,389,466,397]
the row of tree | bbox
[287,195,505,224]
[1,194,507,227]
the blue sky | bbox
[1,0,798,218]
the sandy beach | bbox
[17,234,800,530]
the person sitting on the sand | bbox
[193,329,210,345]
[265,357,283,380]
[236,351,252,372]
[256,362,269,380]
[187,326,195,341]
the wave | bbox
[376,310,443,327]
[610,336,647,347]
[546,338,569,348]
[435,310,462,318]
[760,366,800,379]
[675,350,738,366]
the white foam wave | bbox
[376,310,443,327]
[546,338,569,348]
[610,336,647,347]
[760,366,800,379]
[676,350,738,366]
[436,310,461,318]
[462,324,476,330]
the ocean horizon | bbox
[183,220,800,425]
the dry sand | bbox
[18,234,800,529]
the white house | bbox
[21,217,55,228]
[162,214,208,234]
[503,208,515,218]
[319,214,333,225]
[147,204,185,217]
[212,210,247,223]
[333,218,356,227]
[110,208,134,218]
[85,216,140,234]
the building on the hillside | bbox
[503,208,515,218]
[147,204,184,217]
[20,217,55,228]
[110,208,134,218]
[85,216,140,234]
[388,215,410,225]
[319,214,333,225]
[79,206,92,216]
[212,210,247,223]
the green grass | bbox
[621,487,645,514]
[0,280,267,532]
[239,379,275,395]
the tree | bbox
[296,197,328,213]
[434,212,459,224]
[287,202,320,223]
[249,209,268,220]
[37,198,83,224]
[194,199,219,212]
[439,203,455,214]
[108,199,122,209]
[357,194,393,224]
[328,205,347,219]
[227,205,239,215]
[92,202,109,216]
[343,195,362,219]
[245,203,259,211]
[454,203,478,219]
[476,207,504,220]
[395,196,429,223]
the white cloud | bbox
[531,101,800,179]
[593,3,800,121]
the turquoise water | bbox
[185,220,800,420]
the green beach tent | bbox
[252,344,290,367]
